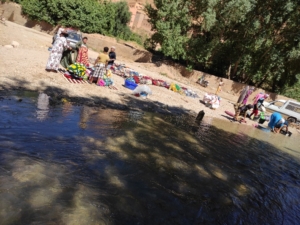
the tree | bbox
[145,0,192,60]
[19,0,134,40]
[146,0,300,100]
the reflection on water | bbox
[36,92,50,121]
[0,92,300,225]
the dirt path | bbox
[1,21,298,133]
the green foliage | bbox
[146,0,300,100]
[18,0,141,44]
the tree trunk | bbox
[256,74,269,88]
[232,59,240,78]
[227,64,232,80]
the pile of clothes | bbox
[203,93,221,109]
[66,63,89,79]
[97,69,114,86]
[112,63,199,98]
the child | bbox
[215,78,224,95]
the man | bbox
[89,47,109,83]
[107,46,116,69]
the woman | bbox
[249,93,269,118]
[75,37,89,67]
[268,112,288,133]
[242,87,254,105]
[46,31,70,72]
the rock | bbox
[11,41,20,48]
[4,45,13,49]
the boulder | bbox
[11,41,20,48]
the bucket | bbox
[258,118,266,124]
[125,80,138,90]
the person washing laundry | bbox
[268,112,289,134]
[234,104,253,122]
[249,93,269,119]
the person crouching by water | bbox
[46,31,71,73]
[75,37,89,67]
[234,104,253,122]
[89,47,109,84]
[268,112,289,134]
[249,93,269,119]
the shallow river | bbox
[0,91,300,225]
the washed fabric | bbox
[67,63,86,77]
[46,37,68,71]
[76,45,89,67]
[253,93,269,104]
[242,88,254,105]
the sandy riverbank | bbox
[0,21,299,134]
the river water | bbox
[0,91,300,225]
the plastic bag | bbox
[133,85,152,95]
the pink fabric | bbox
[253,93,269,104]
[253,94,264,104]
[97,79,106,86]
[242,89,253,105]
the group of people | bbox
[233,86,268,122]
[45,27,117,77]
[232,87,289,134]
[88,46,116,84]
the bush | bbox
[18,0,142,44]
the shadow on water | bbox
[0,80,300,225]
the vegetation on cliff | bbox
[145,0,300,100]
[2,0,143,44]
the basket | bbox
[125,80,138,90]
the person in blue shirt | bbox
[268,112,289,133]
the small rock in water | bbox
[11,41,20,48]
